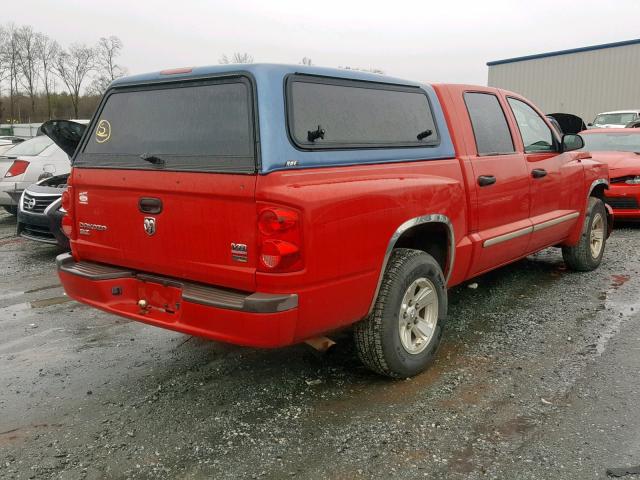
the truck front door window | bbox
[507,98,555,153]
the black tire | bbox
[2,205,17,216]
[354,248,447,378]
[562,197,607,271]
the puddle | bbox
[30,296,72,308]
[447,415,534,475]
[0,284,61,302]
[25,284,61,294]
[611,274,631,289]
[595,276,640,356]
[0,236,24,247]
[0,295,73,316]
[0,291,26,302]
[0,423,64,447]
[449,444,476,474]
[486,415,534,438]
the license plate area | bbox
[137,279,182,315]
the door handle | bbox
[531,168,547,179]
[478,175,496,187]
[139,197,163,214]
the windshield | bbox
[593,113,638,126]
[580,132,640,153]
[77,77,256,173]
[3,135,53,156]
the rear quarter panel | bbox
[256,160,467,341]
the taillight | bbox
[4,160,29,178]
[61,214,73,238]
[61,189,71,212]
[257,205,303,272]
[61,186,75,239]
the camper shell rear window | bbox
[76,76,257,173]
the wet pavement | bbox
[1,209,640,479]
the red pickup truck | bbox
[45,64,611,378]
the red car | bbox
[580,128,640,220]
[44,64,610,378]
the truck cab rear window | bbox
[77,78,255,173]
[287,76,439,149]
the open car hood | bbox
[40,120,88,158]
[547,113,586,135]
[38,173,70,188]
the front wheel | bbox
[354,249,447,378]
[562,197,607,271]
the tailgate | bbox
[72,169,257,291]
[64,74,259,291]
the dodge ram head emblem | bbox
[143,217,156,236]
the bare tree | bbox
[15,25,39,117]
[219,52,254,64]
[90,35,126,95]
[2,23,21,122]
[0,26,7,84]
[35,33,60,119]
[55,43,95,118]
[0,26,7,121]
[301,57,313,66]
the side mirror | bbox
[561,134,584,152]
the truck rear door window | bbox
[287,76,439,149]
[464,92,515,155]
[77,78,255,173]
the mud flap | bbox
[605,203,614,238]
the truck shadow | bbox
[115,247,570,392]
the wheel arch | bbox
[368,214,454,315]
[587,178,613,237]
[588,178,608,201]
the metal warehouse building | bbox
[487,39,640,124]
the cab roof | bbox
[110,63,425,89]
[105,63,456,173]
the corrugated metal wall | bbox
[487,43,640,124]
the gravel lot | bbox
[1,210,639,480]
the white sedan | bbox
[0,136,27,155]
[589,110,640,129]
[0,136,69,215]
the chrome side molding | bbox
[483,226,532,248]
[483,211,581,248]
[532,212,579,232]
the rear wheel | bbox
[354,248,447,378]
[562,197,607,271]
[2,206,17,216]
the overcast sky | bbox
[5,0,640,85]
